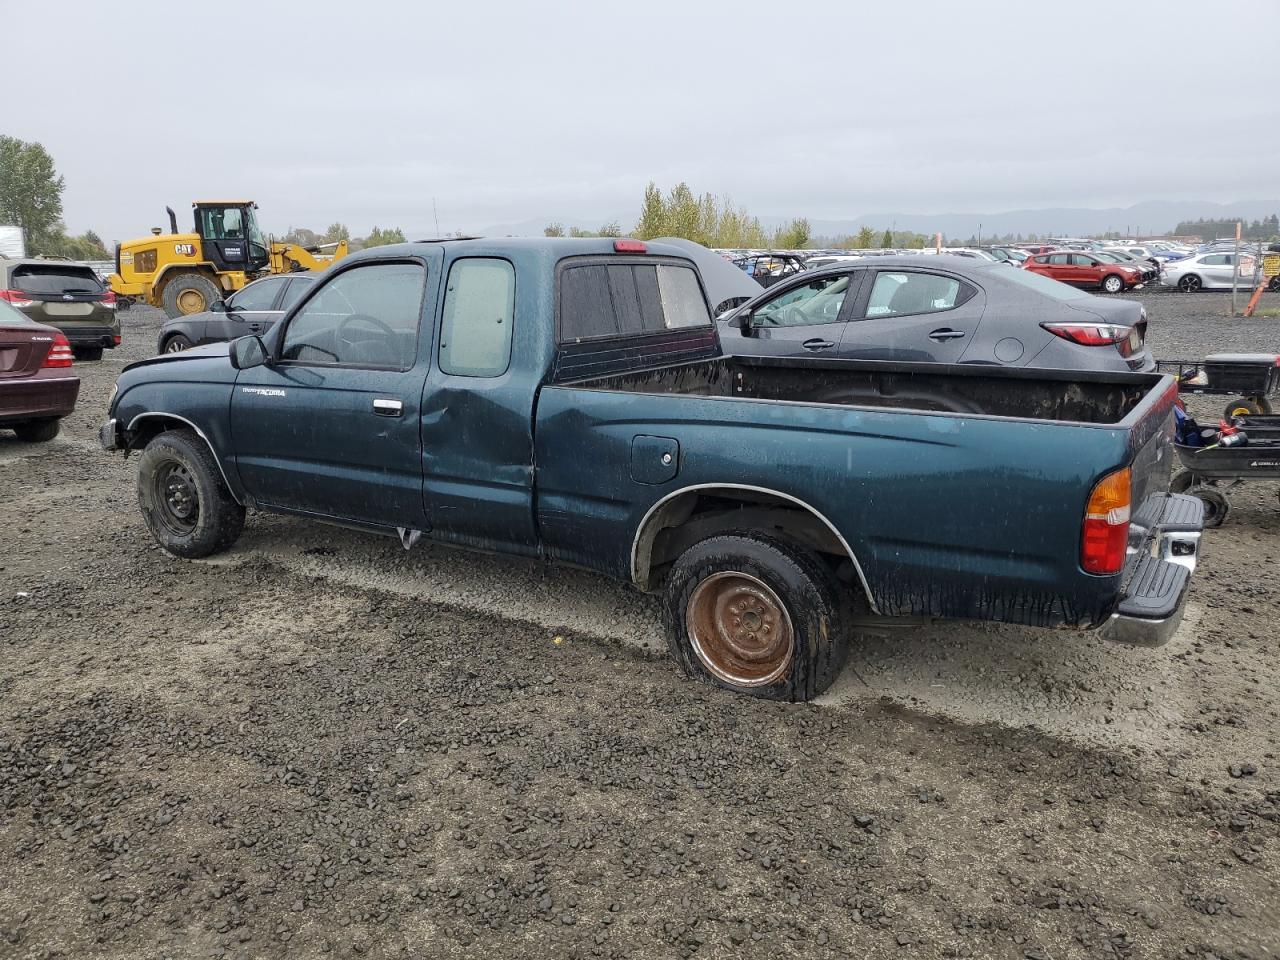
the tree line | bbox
[1170,215,1279,241]
[279,223,407,250]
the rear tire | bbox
[1193,487,1229,528]
[162,333,195,353]
[136,429,245,558]
[73,346,103,362]
[1101,274,1124,294]
[161,273,221,319]
[662,533,853,702]
[1178,274,1203,293]
[13,419,60,443]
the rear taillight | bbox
[42,332,74,369]
[113,335,122,345]
[1041,322,1132,346]
[100,289,117,308]
[0,289,35,308]
[1082,467,1131,575]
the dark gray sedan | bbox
[717,255,1153,373]
[156,273,316,353]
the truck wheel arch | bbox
[630,483,876,611]
[125,413,242,505]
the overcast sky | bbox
[6,0,1279,242]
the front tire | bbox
[160,273,221,319]
[162,333,195,353]
[1178,274,1203,293]
[13,419,60,443]
[1101,274,1124,294]
[662,534,852,702]
[136,429,245,558]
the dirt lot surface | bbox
[2,290,1279,959]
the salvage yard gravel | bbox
[1,289,1278,959]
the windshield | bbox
[996,265,1090,301]
[245,206,265,248]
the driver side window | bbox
[281,262,425,370]
[753,274,851,327]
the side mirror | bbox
[210,299,227,313]
[736,310,755,335]
[229,335,269,370]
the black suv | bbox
[0,259,121,359]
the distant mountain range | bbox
[481,200,1278,242]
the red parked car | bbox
[1023,252,1143,294]
[0,300,79,442]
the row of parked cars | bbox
[726,236,1274,297]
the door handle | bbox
[373,398,403,417]
[928,328,967,341]
[802,338,836,350]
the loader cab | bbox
[193,201,269,274]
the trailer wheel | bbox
[1224,397,1266,419]
[161,273,221,319]
[1193,487,1229,528]
[662,533,852,702]
[1170,470,1194,494]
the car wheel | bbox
[1268,276,1280,293]
[1101,274,1124,294]
[136,428,245,558]
[1194,487,1229,528]
[13,419,60,443]
[1178,274,1203,293]
[73,346,103,362]
[163,334,195,353]
[662,533,852,702]
[160,273,222,319]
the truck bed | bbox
[563,355,1162,426]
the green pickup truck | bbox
[102,238,1203,701]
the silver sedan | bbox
[1160,251,1256,292]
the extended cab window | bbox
[281,262,424,370]
[865,271,965,318]
[558,262,710,341]
[754,274,851,327]
[439,258,515,377]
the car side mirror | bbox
[736,310,756,336]
[229,335,269,370]
[210,299,227,313]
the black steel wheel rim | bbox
[154,459,199,534]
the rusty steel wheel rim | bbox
[686,571,794,687]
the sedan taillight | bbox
[0,289,35,308]
[1041,322,1132,346]
[42,332,74,368]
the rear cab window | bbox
[557,259,711,342]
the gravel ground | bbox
[2,289,1279,959]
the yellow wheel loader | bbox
[108,201,348,318]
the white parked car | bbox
[1160,252,1256,292]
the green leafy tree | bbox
[361,226,406,248]
[0,136,66,254]
[881,228,894,248]
[597,220,621,238]
[772,218,812,249]
[543,222,565,237]
[282,226,321,247]
[664,183,700,242]
[854,226,877,249]
[634,182,667,240]
[323,223,350,243]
